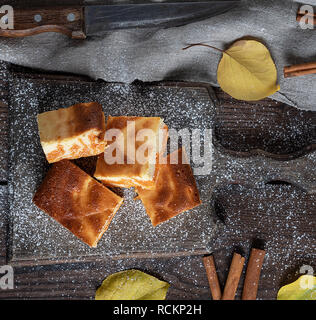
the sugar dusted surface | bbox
[8,78,216,261]
[0,61,9,180]
[7,74,316,289]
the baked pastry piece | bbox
[37,102,106,163]
[33,160,123,247]
[94,116,168,189]
[135,148,201,226]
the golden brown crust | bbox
[135,148,201,226]
[72,102,106,136]
[33,160,123,247]
[37,102,106,163]
[39,102,106,141]
[94,116,168,189]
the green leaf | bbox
[217,39,280,101]
[277,275,316,300]
[95,269,170,300]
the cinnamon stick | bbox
[297,6,316,25]
[297,13,316,26]
[202,255,222,300]
[221,253,245,300]
[297,11,316,16]
[242,248,266,300]
[284,62,316,78]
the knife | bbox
[0,1,240,39]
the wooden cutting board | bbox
[6,66,316,266]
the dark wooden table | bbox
[0,53,315,301]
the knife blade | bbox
[85,1,240,36]
[0,1,240,39]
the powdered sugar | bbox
[5,73,316,300]
[8,77,216,262]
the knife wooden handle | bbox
[0,7,86,39]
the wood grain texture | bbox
[0,7,85,39]
[210,183,316,300]
[0,62,9,182]
[214,89,316,160]
[8,73,215,263]
[0,255,212,300]
[4,65,316,162]
[6,71,316,265]
[0,65,315,299]
[0,185,8,266]
[2,0,84,6]
[0,184,314,300]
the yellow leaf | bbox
[217,39,280,101]
[277,275,316,300]
[95,269,170,300]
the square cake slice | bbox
[94,116,168,189]
[33,160,123,247]
[37,102,106,163]
[135,148,201,226]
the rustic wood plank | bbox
[214,88,316,160]
[6,71,315,265]
[211,183,316,300]
[0,7,85,39]
[4,66,315,163]
[0,185,8,265]
[0,183,313,300]
[7,73,217,263]
[5,0,215,6]
[0,65,315,300]
[0,62,9,182]
[4,0,84,7]
[0,256,211,300]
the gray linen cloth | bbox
[0,0,315,111]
